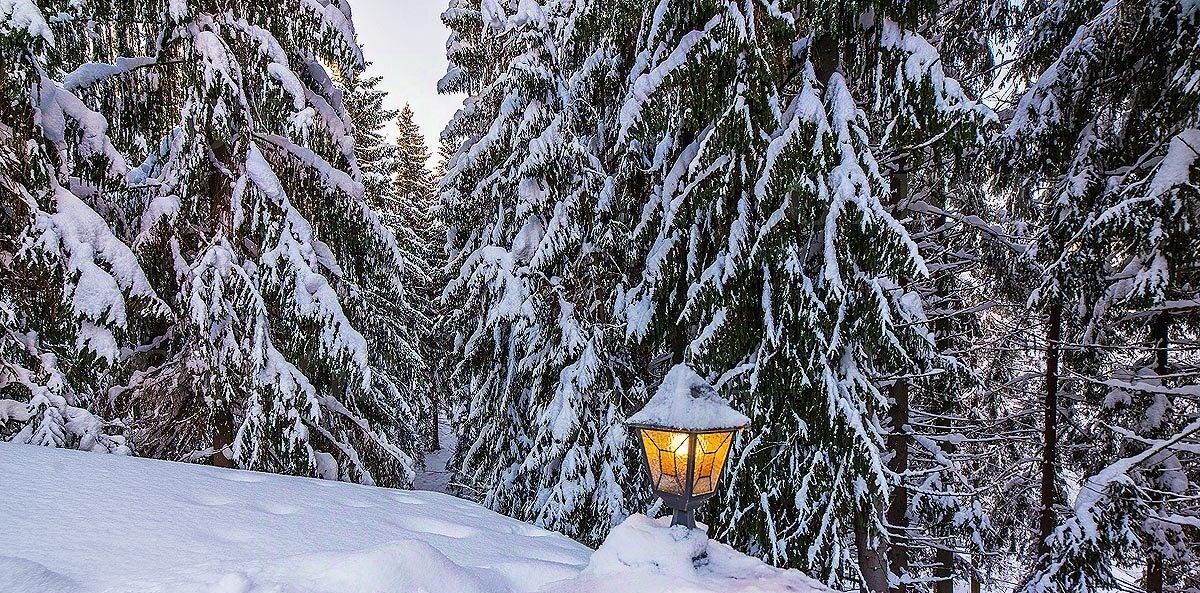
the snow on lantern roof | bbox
[627,364,750,431]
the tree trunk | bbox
[211,401,236,469]
[934,546,955,593]
[883,155,913,593]
[208,140,236,470]
[1038,303,1063,555]
[886,380,909,593]
[811,33,839,86]
[429,392,441,452]
[855,502,891,593]
[1144,313,1169,593]
[926,185,958,593]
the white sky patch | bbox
[350,0,463,163]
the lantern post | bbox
[627,363,749,529]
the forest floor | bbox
[0,443,829,593]
[413,418,457,493]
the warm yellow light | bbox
[691,431,733,496]
[669,432,689,455]
[640,429,690,495]
[638,428,735,498]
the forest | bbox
[1,1,1198,592]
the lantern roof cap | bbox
[627,364,750,431]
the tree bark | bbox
[811,33,840,86]
[926,184,958,593]
[855,502,891,593]
[1144,313,1169,593]
[1038,303,1063,555]
[429,392,441,452]
[207,139,236,470]
[886,380,909,593]
[211,401,236,469]
[882,153,913,593]
[934,546,955,593]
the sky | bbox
[350,0,463,160]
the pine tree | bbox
[606,3,1006,589]
[440,0,642,543]
[1,0,161,454]
[842,5,1008,592]
[388,101,442,451]
[346,69,402,215]
[344,71,437,453]
[2,0,425,486]
[1002,1,1200,590]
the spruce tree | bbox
[842,5,1007,591]
[3,0,425,486]
[344,71,436,453]
[1,0,161,454]
[440,0,642,543]
[608,4,1004,589]
[1002,1,1200,590]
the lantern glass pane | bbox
[639,429,691,496]
[691,430,734,496]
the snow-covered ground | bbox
[0,443,829,593]
[0,443,587,593]
[413,419,457,493]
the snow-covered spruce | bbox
[999,1,1200,590]
[1,0,160,454]
[440,0,642,545]
[438,1,1013,588]
[1,1,428,487]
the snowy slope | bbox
[0,444,831,593]
[0,444,589,593]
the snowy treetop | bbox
[628,364,749,431]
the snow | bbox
[627,364,750,431]
[0,444,828,593]
[62,57,157,92]
[0,443,589,593]
[36,77,129,175]
[168,0,188,21]
[1146,128,1200,198]
[543,515,831,593]
[0,0,51,42]
[245,143,370,373]
[31,186,164,360]
[413,418,458,493]
[618,15,722,142]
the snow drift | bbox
[0,444,829,593]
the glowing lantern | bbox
[627,364,749,528]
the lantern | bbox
[627,364,749,529]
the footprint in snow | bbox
[189,494,236,507]
[396,516,478,539]
[252,500,301,516]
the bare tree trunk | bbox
[856,502,891,593]
[882,154,914,593]
[926,185,958,593]
[430,392,441,452]
[1144,313,1169,593]
[887,379,909,593]
[1038,304,1063,555]
[211,401,236,468]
